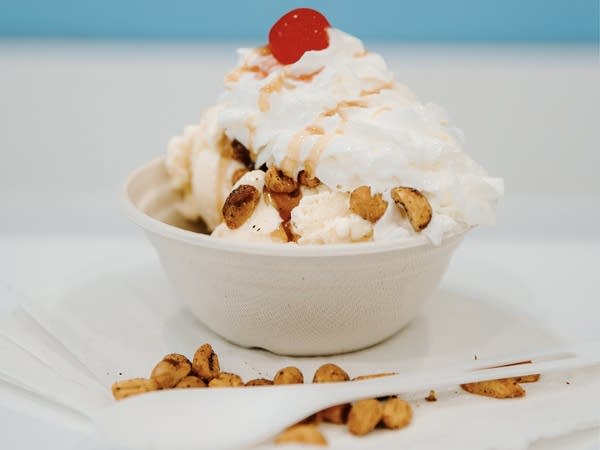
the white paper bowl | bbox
[123,158,468,355]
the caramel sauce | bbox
[306,125,325,135]
[258,73,295,112]
[305,132,336,176]
[323,100,368,119]
[264,189,302,242]
[282,98,367,177]
[225,65,269,83]
[282,221,298,242]
[287,68,323,83]
[359,82,394,97]
[281,125,325,176]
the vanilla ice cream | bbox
[165,26,503,245]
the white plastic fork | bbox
[93,340,600,450]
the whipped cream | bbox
[218,28,503,240]
[166,27,503,244]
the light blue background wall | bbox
[0,0,598,41]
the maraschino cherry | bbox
[268,8,331,65]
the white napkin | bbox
[1,242,599,449]
[0,334,110,415]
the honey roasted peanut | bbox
[347,398,383,436]
[313,363,351,424]
[275,424,327,446]
[461,378,526,399]
[265,166,298,193]
[381,397,412,429]
[192,343,220,382]
[222,185,261,229]
[110,343,422,442]
[176,375,207,388]
[313,363,350,383]
[111,378,159,400]
[349,186,388,223]
[513,374,540,383]
[245,378,274,386]
[390,186,432,232]
[317,404,350,425]
[208,372,244,388]
[273,366,304,385]
[150,353,192,389]
[298,170,321,188]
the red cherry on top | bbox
[268,8,331,65]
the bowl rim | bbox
[122,157,470,257]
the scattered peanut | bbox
[114,343,536,444]
[222,185,261,229]
[317,404,350,424]
[111,378,159,400]
[275,424,327,446]
[273,366,304,385]
[208,372,244,388]
[313,364,349,383]
[176,375,206,388]
[298,170,321,188]
[390,186,432,232]
[349,186,388,223]
[245,378,273,387]
[192,343,220,382]
[347,399,383,436]
[150,353,192,389]
[381,397,412,429]
[461,378,526,399]
[265,166,298,193]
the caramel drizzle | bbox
[258,73,296,112]
[264,189,302,243]
[280,126,325,176]
[286,68,323,83]
[257,68,323,113]
[283,100,367,176]
[225,65,269,83]
[224,47,275,83]
[305,129,338,177]
[323,100,368,119]
[360,82,395,97]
